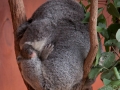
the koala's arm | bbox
[16,18,33,40]
[16,44,54,90]
[40,44,54,60]
[20,43,54,60]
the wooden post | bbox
[80,0,98,89]
[8,0,34,90]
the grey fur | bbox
[17,0,90,90]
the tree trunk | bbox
[80,0,98,89]
[8,0,34,90]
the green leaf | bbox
[113,67,120,80]
[113,60,120,70]
[105,46,109,52]
[107,0,110,4]
[100,52,115,68]
[115,42,120,49]
[97,26,109,39]
[97,14,107,28]
[103,78,111,85]
[85,4,90,10]
[114,0,120,7]
[112,16,118,23]
[89,67,103,79]
[98,23,106,29]
[107,24,120,39]
[82,8,104,24]
[107,3,120,18]
[104,39,118,46]
[104,38,110,52]
[99,85,113,90]
[117,2,120,7]
[98,8,104,15]
[101,29,109,39]
[97,26,103,32]
[82,12,90,23]
[116,29,120,42]
[104,39,120,49]
[109,80,120,89]
[95,42,101,66]
[101,70,115,80]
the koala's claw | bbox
[44,44,54,52]
[40,44,54,61]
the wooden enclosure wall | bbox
[0,0,111,90]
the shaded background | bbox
[0,0,111,90]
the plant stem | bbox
[113,67,120,80]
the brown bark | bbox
[80,0,98,90]
[8,0,34,90]
[8,0,26,56]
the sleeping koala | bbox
[17,0,90,90]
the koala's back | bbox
[31,0,84,21]
[29,0,85,33]
[41,21,90,90]
[30,0,90,90]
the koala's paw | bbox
[40,44,54,60]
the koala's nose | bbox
[28,49,33,55]
[28,49,37,58]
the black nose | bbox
[28,49,33,55]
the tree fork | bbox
[8,0,34,90]
[80,0,98,90]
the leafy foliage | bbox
[80,0,120,89]
[116,29,120,42]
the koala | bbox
[17,0,90,90]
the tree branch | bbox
[8,0,26,56]
[80,0,98,89]
[8,0,34,90]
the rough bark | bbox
[8,0,34,90]
[80,0,98,90]
[8,0,26,56]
